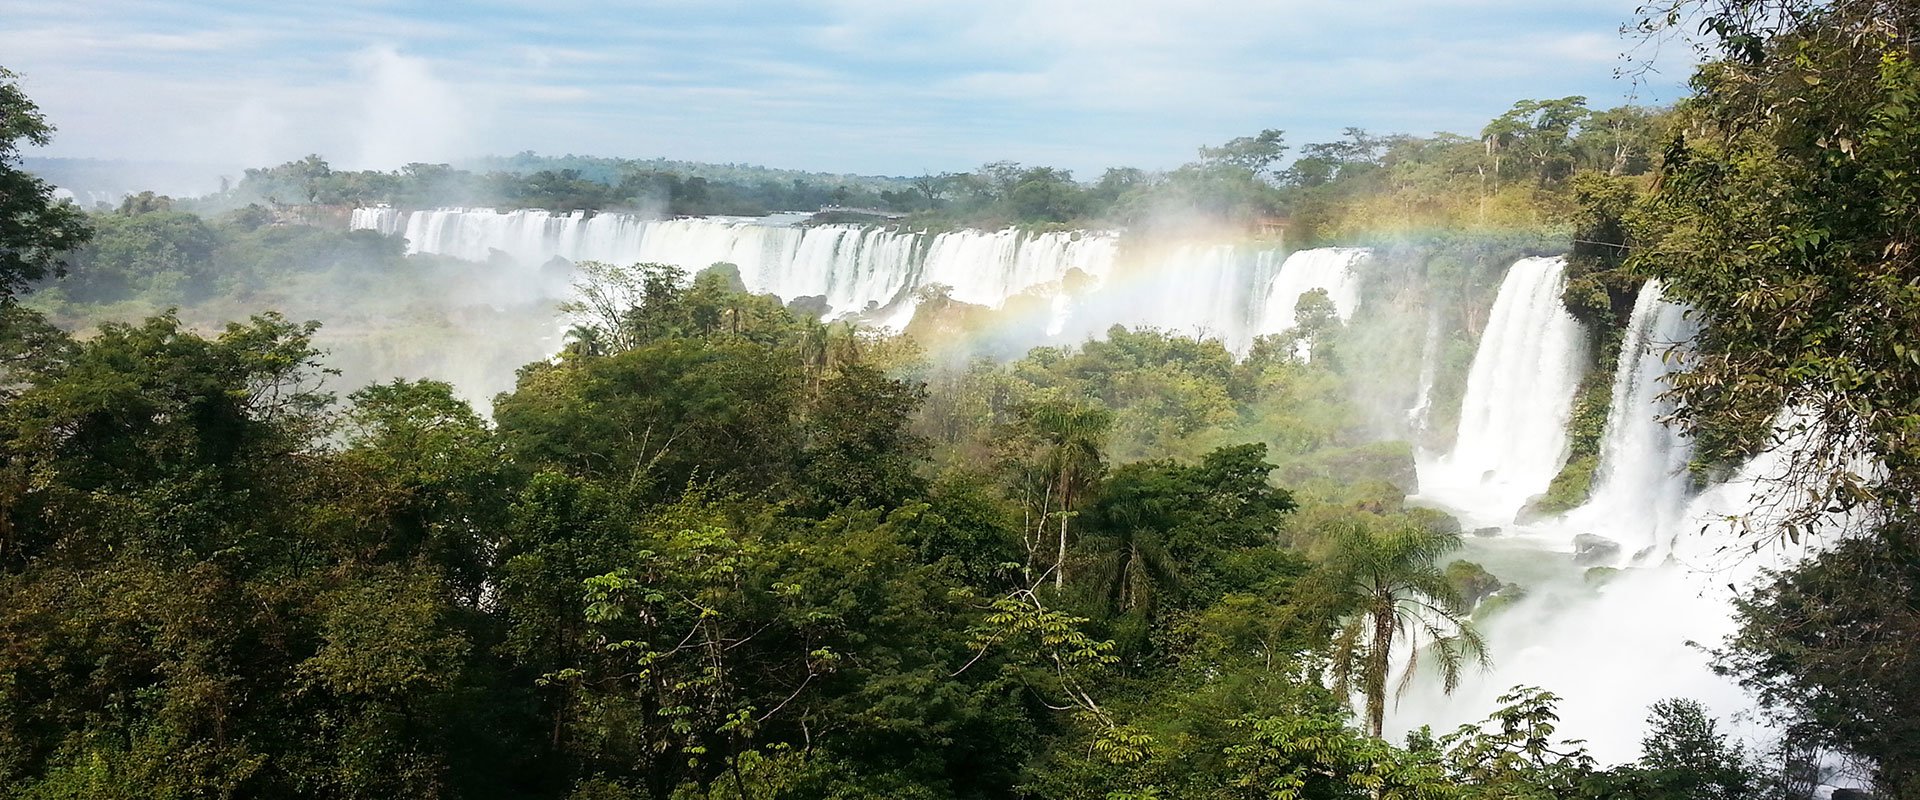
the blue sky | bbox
[2,0,1695,178]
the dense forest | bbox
[3,0,1919,798]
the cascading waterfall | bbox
[349,203,1855,767]
[1406,308,1442,432]
[1064,243,1283,353]
[1392,415,1832,764]
[1397,281,1857,767]
[1254,247,1367,336]
[350,206,404,236]
[352,208,1369,348]
[1419,256,1587,523]
[354,208,1120,327]
[1558,281,1700,558]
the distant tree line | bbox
[149,97,1669,241]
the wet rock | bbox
[1573,533,1620,565]
[785,295,830,319]
[1472,526,1502,538]
[540,255,575,281]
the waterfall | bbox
[353,208,1382,350]
[350,206,404,236]
[1397,277,1846,763]
[1406,308,1442,432]
[354,208,1119,326]
[1419,256,1587,523]
[1560,281,1699,557]
[1071,243,1283,353]
[1254,247,1367,336]
[1393,414,1837,763]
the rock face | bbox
[1573,533,1621,565]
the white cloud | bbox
[6,0,1694,176]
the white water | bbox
[351,206,404,236]
[1558,281,1700,559]
[1395,276,1859,770]
[1128,244,1276,353]
[1418,257,1587,525]
[1406,308,1442,432]
[351,208,1368,351]
[1393,418,1826,764]
[350,208,1119,328]
[347,206,1861,771]
[1059,243,1281,353]
[1255,246,1367,336]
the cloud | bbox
[6,0,1694,176]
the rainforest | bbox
[1,1,1917,798]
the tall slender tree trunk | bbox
[1366,596,1395,738]
[1054,476,1070,590]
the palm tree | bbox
[562,324,606,359]
[1016,398,1112,590]
[1087,466,1183,620]
[1321,511,1489,738]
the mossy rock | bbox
[1517,453,1598,522]
[1473,592,1521,621]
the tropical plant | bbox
[1010,396,1113,590]
[1320,511,1488,737]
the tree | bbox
[1481,97,1590,186]
[1320,512,1487,737]
[1632,0,1920,534]
[1439,686,1596,798]
[340,379,508,602]
[1634,699,1754,799]
[1199,129,1289,177]
[1082,444,1298,652]
[0,66,91,303]
[1011,397,1112,590]
[797,364,929,511]
[1717,534,1920,796]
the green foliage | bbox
[0,67,91,303]
[1633,4,1920,521]
[0,314,534,799]
[187,153,913,218]
[1443,561,1504,608]
[1316,510,1488,737]
[1482,97,1593,187]
[1526,454,1598,522]
[1439,686,1596,798]
[1719,533,1920,796]
[1074,444,1303,664]
[1223,708,1452,799]
[1523,346,1619,521]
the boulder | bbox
[1472,526,1502,538]
[1573,533,1621,565]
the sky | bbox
[1,0,1696,179]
